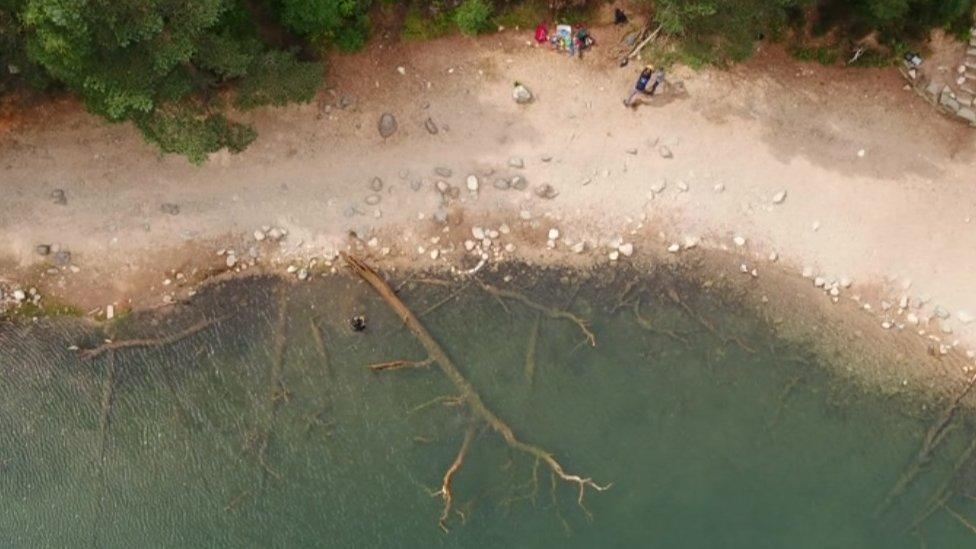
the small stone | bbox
[51,189,67,205]
[608,250,620,261]
[626,148,638,155]
[410,179,423,191]
[857,149,866,158]
[425,118,439,135]
[733,236,746,247]
[254,230,266,241]
[840,277,852,288]
[935,305,950,319]
[676,181,689,192]
[160,203,180,215]
[882,321,892,330]
[370,177,384,191]
[430,249,440,260]
[378,113,398,138]
[13,289,26,301]
[519,210,532,220]
[435,167,453,177]
[571,242,585,254]
[287,265,298,273]
[667,243,681,253]
[649,179,667,194]
[802,266,814,279]
[829,287,840,297]
[508,157,525,169]
[658,145,673,159]
[297,268,309,281]
[472,227,486,240]
[534,184,558,199]
[511,176,528,191]
[772,190,787,204]
[464,240,476,251]
[365,194,381,205]
[906,313,920,325]
[397,66,406,75]
[35,244,51,256]
[268,227,285,241]
[618,243,634,257]
[436,180,449,194]
[226,255,237,268]
[814,276,825,288]
[768,251,778,262]
[541,155,553,162]
[512,83,533,104]
[899,296,909,309]
[466,175,479,191]
[959,310,974,324]
[54,250,71,267]
[683,236,700,249]
[106,305,115,320]
[713,183,725,193]
[811,221,821,231]
[548,228,560,240]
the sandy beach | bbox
[2,25,975,383]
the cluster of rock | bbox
[0,284,41,313]
[907,27,976,126]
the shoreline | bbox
[2,28,976,390]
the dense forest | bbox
[1,0,972,162]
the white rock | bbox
[840,277,852,288]
[472,227,486,240]
[713,183,725,193]
[548,228,560,240]
[772,190,787,204]
[649,179,667,194]
[12,289,25,302]
[829,287,840,297]
[571,242,585,254]
[811,221,821,231]
[519,210,532,220]
[739,263,749,273]
[499,223,511,234]
[466,175,479,191]
[618,243,634,257]
[297,268,309,281]
[253,230,266,241]
[676,181,689,192]
[857,149,866,158]
[899,296,909,309]
[882,321,892,329]
[286,265,298,273]
[750,269,758,278]
[504,243,515,252]
[430,249,440,260]
[668,243,681,253]
[733,236,746,247]
[906,313,920,325]
[226,255,237,268]
[802,266,814,278]
[683,236,700,249]
[959,310,975,324]
[768,251,779,262]
[464,240,476,251]
[397,66,406,75]
[268,227,284,241]
[814,276,825,288]
[608,250,620,261]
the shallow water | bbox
[2,266,976,548]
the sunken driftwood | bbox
[342,252,610,531]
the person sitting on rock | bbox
[624,65,665,107]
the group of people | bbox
[534,22,595,58]
[624,65,666,107]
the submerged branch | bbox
[433,423,478,532]
[478,282,596,347]
[666,288,756,353]
[79,317,222,361]
[367,358,434,372]
[342,252,610,525]
[524,313,542,386]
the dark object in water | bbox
[614,8,628,25]
[350,315,367,332]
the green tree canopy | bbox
[9,0,322,163]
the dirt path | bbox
[1,27,975,357]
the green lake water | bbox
[2,264,976,547]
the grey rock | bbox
[541,155,553,162]
[425,117,439,135]
[54,250,71,267]
[658,145,673,159]
[447,186,460,199]
[508,157,525,169]
[493,178,511,190]
[626,148,638,155]
[512,83,533,104]
[343,205,361,218]
[36,244,51,256]
[534,183,558,199]
[338,94,355,109]
[370,177,384,191]
[378,112,398,138]
[160,203,180,215]
[511,176,528,191]
[935,305,950,319]
[435,166,452,177]
[958,107,976,123]
[365,194,381,205]
[248,246,259,258]
[410,179,423,191]
[51,189,68,205]
[433,210,449,223]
